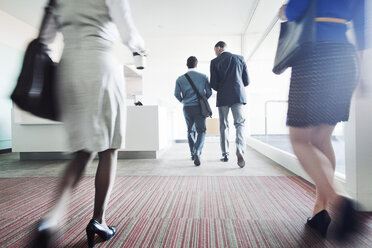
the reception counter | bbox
[12,105,172,159]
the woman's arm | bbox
[106,0,146,54]
[352,0,369,97]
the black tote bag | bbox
[11,0,59,121]
[272,0,316,75]
[184,74,213,118]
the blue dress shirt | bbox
[174,70,212,107]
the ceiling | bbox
[0,0,284,59]
[0,0,281,36]
[130,0,255,35]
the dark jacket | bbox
[210,52,249,107]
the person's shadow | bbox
[61,236,105,248]
[296,224,330,247]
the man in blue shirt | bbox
[175,56,212,166]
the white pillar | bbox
[345,48,372,211]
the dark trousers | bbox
[183,105,206,156]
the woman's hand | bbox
[278,5,288,21]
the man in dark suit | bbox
[210,41,249,168]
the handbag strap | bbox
[184,73,203,100]
[38,0,57,39]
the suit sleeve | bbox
[210,61,219,91]
[285,0,311,21]
[174,79,183,103]
[106,0,145,53]
[242,58,249,87]
[205,76,212,99]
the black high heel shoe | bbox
[306,210,331,238]
[30,221,56,248]
[86,219,117,248]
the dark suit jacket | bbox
[210,52,249,107]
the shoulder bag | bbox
[272,0,316,75]
[11,0,59,121]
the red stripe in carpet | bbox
[0,176,371,248]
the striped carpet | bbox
[0,176,371,248]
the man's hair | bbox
[215,41,227,48]
[187,56,198,68]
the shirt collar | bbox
[188,68,196,72]
[218,50,227,57]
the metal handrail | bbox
[265,100,288,135]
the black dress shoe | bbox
[237,153,245,168]
[86,219,117,248]
[306,210,331,238]
[220,155,229,162]
[194,155,201,166]
[30,221,56,248]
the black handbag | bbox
[11,0,59,121]
[272,0,316,75]
[184,73,213,118]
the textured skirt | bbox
[287,42,358,127]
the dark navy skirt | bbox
[287,42,358,127]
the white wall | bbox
[344,1,372,210]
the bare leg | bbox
[92,149,118,227]
[43,151,94,228]
[310,125,336,216]
[289,126,338,217]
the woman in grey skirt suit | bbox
[31,0,146,247]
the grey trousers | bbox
[218,103,246,156]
